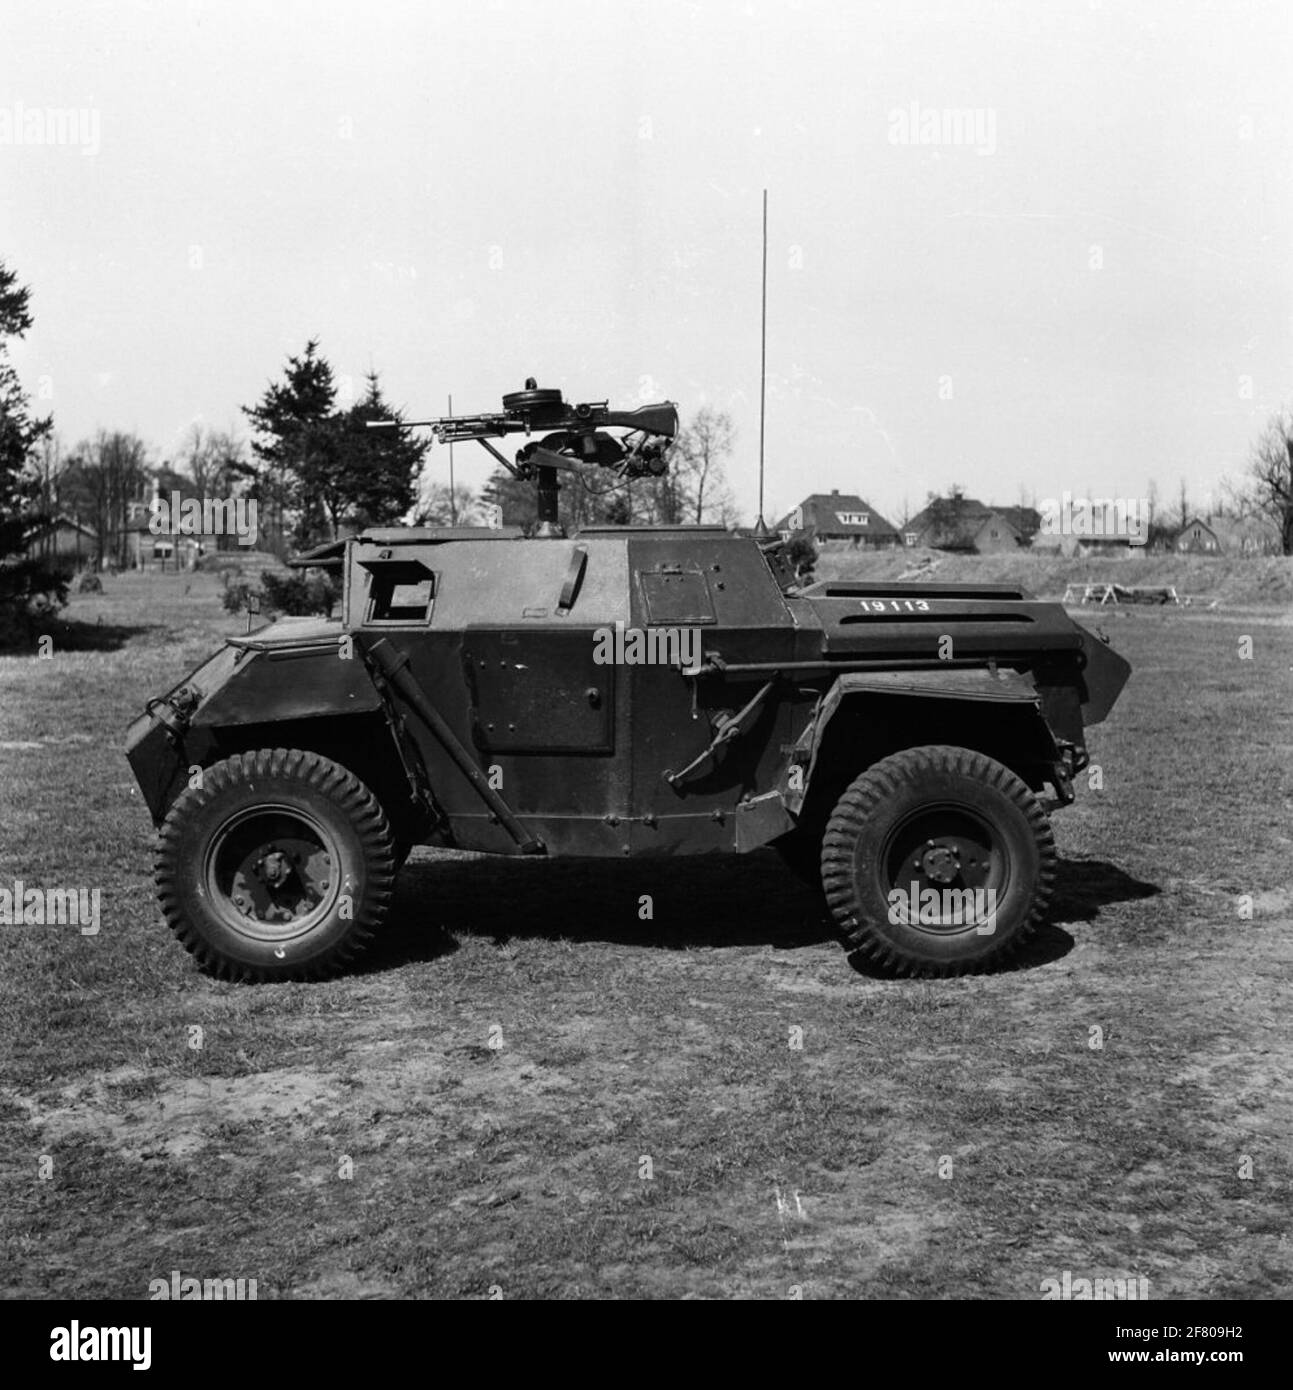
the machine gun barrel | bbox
[364,413,516,438]
[365,396,678,445]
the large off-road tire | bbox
[156,748,397,982]
[821,745,1056,977]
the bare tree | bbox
[1177,477,1190,529]
[643,466,687,526]
[176,425,249,549]
[672,407,735,524]
[181,424,245,502]
[414,481,483,527]
[1246,408,1293,555]
[26,433,71,525]
[71,431,149,568]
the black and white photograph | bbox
[0,0,1289,1341]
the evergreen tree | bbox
[242,339,337,551]
[336,373,426,531]
[243,347,426,547]
[0,260,63,641]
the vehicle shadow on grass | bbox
[372,850,1161,977]
[998,857,1162,974]
[373,848,836,971]
[4,618,156,654]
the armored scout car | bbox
[126,383,1130,981]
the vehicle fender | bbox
[192,635,384,727]
[126,634,386,825]
[783,668,1060,815]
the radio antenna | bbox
[756,188,769,536]
[447,394,457,525]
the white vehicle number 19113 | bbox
[856,599,932,613]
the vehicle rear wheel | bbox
[156,748,396,981]
[821,745,1055,977]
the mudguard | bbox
[125,621,384,824]
[194,630,382,726]
[785,667,1062,818]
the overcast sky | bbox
[2,0,1289,525]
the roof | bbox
[907,498,1021,550]
[774,492,899,537]
[23,513,97,541]
[998,506,1042,537]
[1174,514,1280,550]
[907,496,992,529]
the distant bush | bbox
[219,568,337,619]
[261,570,338,617]
[76,572,103,594]
[220,579,257,616]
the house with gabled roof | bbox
[1173,514,1281,555]
[22,514,97,565]
[904,495,1022,553]
[773,489,901,548]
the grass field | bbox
[815,544,1293,608]
[1,570,1291,1299]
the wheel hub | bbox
[253,847,293,889]
[207,808,340,940]
[919,841,961,884]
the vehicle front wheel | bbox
[155,748,397,981]
[821,745,1055,977]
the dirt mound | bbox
[197,550,287,578]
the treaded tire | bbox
[156,748,396,982]
[821,745,1056,977]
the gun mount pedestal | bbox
[534,463,563,538]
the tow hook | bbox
[1048,741,1085,807]
[144,684,201,738]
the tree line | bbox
[4,248,1293,643]
[26,339,429,569]
[11,281,740,583]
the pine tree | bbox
[242,339,338,551]
[243,348,426,547]
[335,373,427,531]
[0,260,63,642]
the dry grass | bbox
[1,570,1290,1299]
[815,545,1293,608]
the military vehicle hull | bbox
[126,526,1129,981]
[128,529,1127,850]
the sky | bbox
[1,0,1289,527]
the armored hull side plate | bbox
[463,627,614,754]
